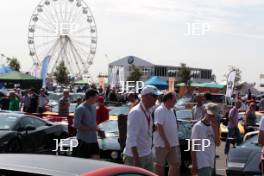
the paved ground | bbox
[181,141,228,176]
[216,141,227,176]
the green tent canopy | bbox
[0,71,42,90]
[0,71,39,80]
[74,80,88,85]
[176,82,225,89]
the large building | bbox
[108,56,213,86]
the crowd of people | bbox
[0,88,49,113]
[69,85,221,176]
[1,84,264,176]
[79,86,264,176]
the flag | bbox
[41,56,51,87]
[225,70,236,98]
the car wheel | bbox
[7,139,21,153]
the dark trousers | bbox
[224,127,242,154]
[72,139,100,159]
[38,107,45,113]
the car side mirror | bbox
[25,125,36,131]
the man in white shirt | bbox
[191,103,220,176]
[153,92,180,176]
[123,85,159,171]
[258,116,264,145]
[192,94,205,122]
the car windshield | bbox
[0,115,20,130]
[69,93,84,102]
[48,93,62,102]
[176,98,192,106]
[207,94,225,103]
[241,135,259,148]
[178,120,192,139]
[98,119,191,139]
[256,114,263,124]
[48,93,84,103]
[239,113,263,123]
[109,106,129,116]
[98,120,118,133]
[176,110,192,119]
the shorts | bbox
[123,154,153,172]
[154,146,181,166]
[72,139,100,158]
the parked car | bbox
[60,119,192,169]
[0,154,157,176]
[226,133,262,175]
[220,111,264,140]
[176,109,193,121]
[175,97,193,110]
[42,103,77,136]
[0,113,68,153]
[0,89,7,98]
[220,119,245,140]
[48,92,85,103]
[59,119,122,163]
[108,105,129,120]
[256,93,264,101]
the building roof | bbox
[109,56,154,67]
[109,56,212,71]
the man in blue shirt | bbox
[73,89,99,159]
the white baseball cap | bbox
[205,103,219,115]
[141,85,161,96]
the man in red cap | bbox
[96,96,109,124]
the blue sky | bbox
[0,0,263,86]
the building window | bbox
[142,67,152,76]
[200,70,211,79]
[168,68,177,77]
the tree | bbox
[54,61,69,85]
[7,57,20,71]
[178,63,192,87]
[224,65,242,86]
[127,64,143,81]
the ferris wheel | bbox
[28,0,97,75]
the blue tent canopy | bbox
[0,66,13,74]
[145,76,168,90]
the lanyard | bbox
[140,104,151,130]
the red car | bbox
[0,154,157,176]
[41,103,77,136]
